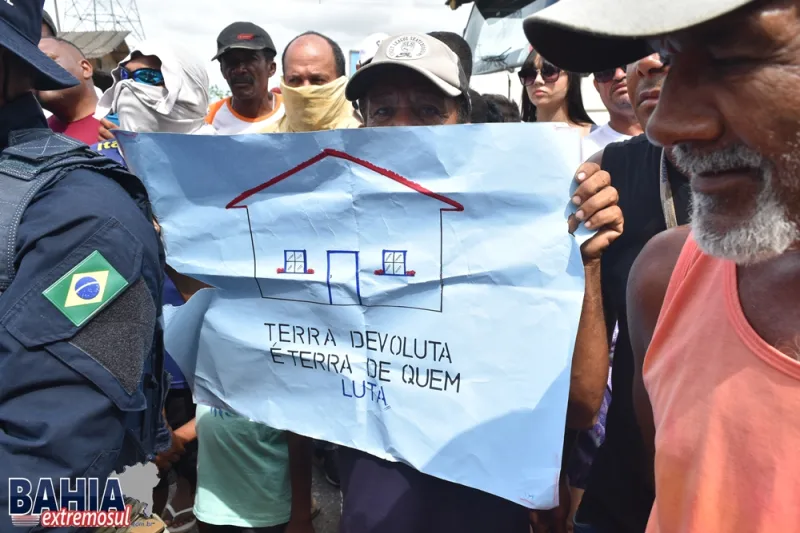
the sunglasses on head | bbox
[120,67,164,86]
[518,62,562,86]
[593,66,627,83]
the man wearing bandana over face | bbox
[264,31,361,133]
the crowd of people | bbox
[1,0,798,532]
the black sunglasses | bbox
[593,66,627,83]
[518,62,562,86]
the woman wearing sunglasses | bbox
[519,49,595,137]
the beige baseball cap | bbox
[523,0,757,73]
[345,33,469,101]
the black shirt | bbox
[576,134,691,532]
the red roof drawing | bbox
[226,148,465,211]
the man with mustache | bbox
[566,53,689,533]
[527,0,800,532]
[583,65,643,154]
[206,22,285,134]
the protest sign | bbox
[116,123,586,509]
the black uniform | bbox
[576,134,691,532]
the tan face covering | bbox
[275,76,361,132]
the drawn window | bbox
[383,251,407,276]
[284,250,307,273]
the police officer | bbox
[0,1,170,529]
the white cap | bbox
[358,32,390,65]
[524,0,755,73]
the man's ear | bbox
[593,78,600,93]
[80,59,94,81]
[268,61,277,78]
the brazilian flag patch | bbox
[43,250,129,327]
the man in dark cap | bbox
[526,1,800,532]
[0,0,170,528]
[206,22,285,133]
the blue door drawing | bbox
[327,251,362,305]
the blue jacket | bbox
[0,94,169,531]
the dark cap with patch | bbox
[213,21,276,61]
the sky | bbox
[44,0,473,90]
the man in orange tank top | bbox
[526,0,800,532]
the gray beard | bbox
[673,144,800,265]
[690,174,799,265]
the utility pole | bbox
[53,0,61,31]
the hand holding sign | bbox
[569,161,623,262]
[118,123,587,509]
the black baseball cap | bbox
[0,0,76,90]
[213,22,276,61]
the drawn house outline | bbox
[227,148,464,312]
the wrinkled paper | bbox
[117,123,587,509]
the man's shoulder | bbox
[46,166,133,203]
[601,133,659,181]
[46,114,61,128]
[4,165,161,346]
[23,166,156,253]
[586,122,610,140]
[606,132,652,153]
[206,97,230,124]
[629,226,692,301]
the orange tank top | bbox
[643,233,800,533]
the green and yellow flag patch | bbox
[43,250,129,327]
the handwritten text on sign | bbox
[117,124,586,509]
[265,323,460,406]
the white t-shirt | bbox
[206,95,285,134]
[582,123,633,159]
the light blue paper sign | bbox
[117,123,586,510]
